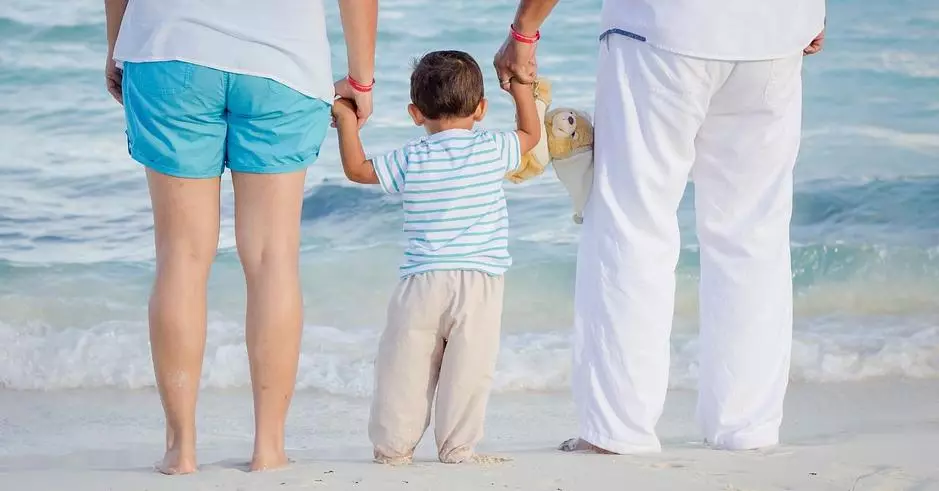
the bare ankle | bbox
[249,450,289,472]
[253,430,285,453]
[156,446,197,475]
[251,436,289,472]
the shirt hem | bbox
[600,22,825,61]
[398,265,507,279]
[113,54,335,104]
[640,41,809,62]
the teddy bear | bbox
[545,108,594,224]
[505,78,595,224]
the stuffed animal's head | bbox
[545,109,593,160]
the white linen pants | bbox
[573,35,803,453]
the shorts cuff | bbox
[227,156,318,175]
[131,151,221,179]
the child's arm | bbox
[509,80,541,155]
[333,99,379,185]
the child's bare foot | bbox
[374,451,413,466]
[250,448,290,472]
[558,438,616,454]
[155,446,197,475]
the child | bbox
[331,50,540,464]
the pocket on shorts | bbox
[125,61,194,96]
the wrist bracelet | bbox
[510,24,540,44]
[347,75,375,93]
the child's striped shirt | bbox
[371,128,522,277]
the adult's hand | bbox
[803,29,825,55]
[494,36,537,92]
[334,78,373,128]
[105,55,123,105]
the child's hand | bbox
[331,98,358,128]
[508,79,534,97]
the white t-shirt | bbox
[601,0,826,60]
[113,0,334,102]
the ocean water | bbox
[1,0,938,395]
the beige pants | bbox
[369,270,504,464]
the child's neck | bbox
[424,116,476,135]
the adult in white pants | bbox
[495,0,826,453]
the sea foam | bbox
[2,317,936,394]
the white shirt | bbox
[113,0,334,102]
[600,0,826,60]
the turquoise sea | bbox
[1,0,938,394]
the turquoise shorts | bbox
[122,61,331,178]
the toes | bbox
[558,438,616,454]
[558,438,580,452]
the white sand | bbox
[2,380,938,490]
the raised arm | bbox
[494,0,560,90]
[509,81,541,155]
[104,0,128,104]
[332,99,379,185]
[336,0,378,127]
[512,0,560,38]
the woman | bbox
[104,0,376,474]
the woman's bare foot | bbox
[558,438,616,454]
[250,447,290,472]
[155,446,197,475]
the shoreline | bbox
[2,380,938,490]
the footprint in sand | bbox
[471,454,513,465]
[649,461,692,470]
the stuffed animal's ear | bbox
[573,110,594,125]
[574,114,595,146]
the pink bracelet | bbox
[510,24,540,44]
[347,75,375,93]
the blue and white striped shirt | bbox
[372,129,522,278]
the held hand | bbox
[334,78,373,128]
[105,55,123,105]
[804,29,825,56]
[494,35,537,92]
[331,97,358,127]
[508,78,534,97]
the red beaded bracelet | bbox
[347,75,375,93]
[510,24,540,44]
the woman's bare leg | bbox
[231,170,307,471]
[146,169,221,475]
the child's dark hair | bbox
[410,50,484,120]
